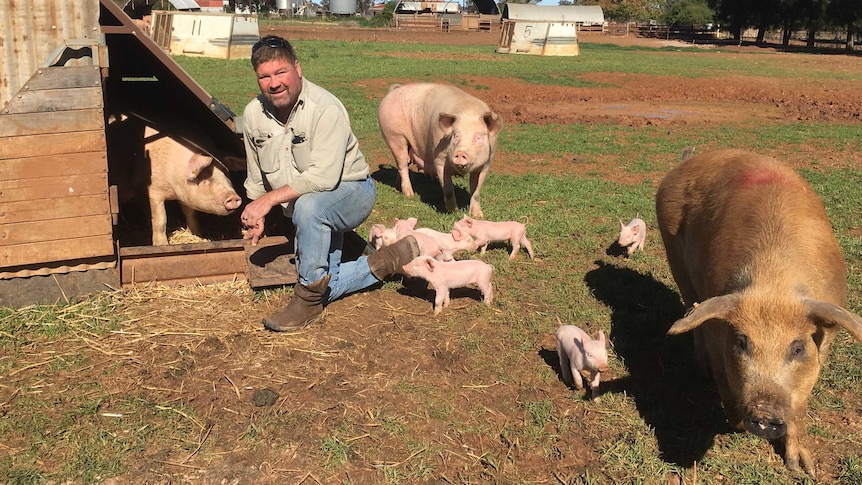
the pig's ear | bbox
[804,300,862,343]
[598,330,606,343]
[424,257,437,272]
[484,111,502,136]
[186,154,214,181]
[372,224,384,237]
[668,294,739,335]
[406,217,418,228]
[438,113,457,135]
[619,220,625,229]
[573,336,585,352]
[451,228,463,241]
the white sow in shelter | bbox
[497,4,604,56]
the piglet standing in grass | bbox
[555,317,610,400]
[401,255,493,315]
[414,226,478,261]
[618,217,646,255]
[453,215,535,260]
[393,217,446,260]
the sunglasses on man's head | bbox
[252,36,291,54]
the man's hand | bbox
[241,197,273,247]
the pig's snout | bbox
[597,363,610,373]
[452,150,470,167]
[224,193,242,212]
[743,403,787,440]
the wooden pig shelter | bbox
[0,0,295,307]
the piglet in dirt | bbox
[414,226,478,261]
[555,317,610,401]
[617,218,646,255]
[401,256,494,315]
[452,215,535,260]
[144,127,242,245]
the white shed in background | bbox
[150,10,259,59]
[497,4,605,56]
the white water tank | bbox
[329,0,355,14]
[276,0,290,10]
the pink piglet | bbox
[618,218,646,255]
[452,215,535,260]
[555,317,610,400]
[414,226,478,261]
[401,255,494,315]
[393,217,446,260]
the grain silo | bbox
[329,0,356,15]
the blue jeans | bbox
[292,176,378,302]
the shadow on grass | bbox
[373,164,472,214]
[584,259,731,468]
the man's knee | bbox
[292,195,322,227]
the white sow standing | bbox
[377,83,502,218]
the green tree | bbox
[368,0,397,26]
[827,0,862,50]
[664,0,714,27]
[600,0,666,21]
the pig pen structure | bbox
[496,4,605,56]
[0,0,296,307]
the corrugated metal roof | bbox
[168,0,202,10]
[123,0,202,11]
[1,0,101,110]
[502,4,604,24]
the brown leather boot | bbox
[367,236,420,279]
[263,274,331,332]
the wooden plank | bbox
[1,214,113,246]
[1,235,115,268]
[0,131,106,160]
[20,66,102,92]
[0,173,108,202]
[1,194,111,224]
[120,240,249,285]
[0,109,105,137]
[0,152,107,181]
[2,87,104,116]
[243,236,297,288]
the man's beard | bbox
[266,88,292,111]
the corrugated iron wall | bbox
[0,0,100,110]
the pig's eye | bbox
[787,340,807,362]
[733,332,750,355]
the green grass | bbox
[3,32,862,484]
